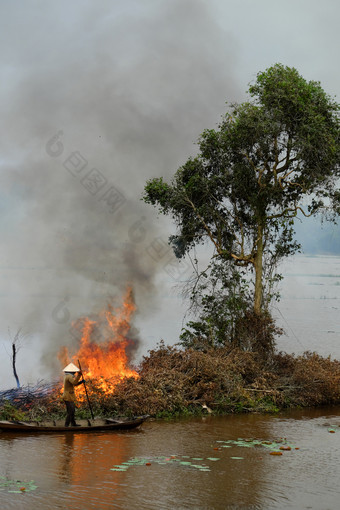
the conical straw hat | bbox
[63,362,80,372]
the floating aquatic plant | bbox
[0,477,38,493]
[110,455,217,472]
[110,437,298,476]
[217,438,296,454]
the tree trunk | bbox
[253,223,264,315]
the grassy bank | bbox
[2,342,340,422]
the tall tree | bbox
[144,64,340,319]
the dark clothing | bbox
[64,400,77,427]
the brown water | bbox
[1,407,340,509]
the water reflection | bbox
[55,431,136,508]
[58,433,75,482]
[0,409,340,509]
[102,416,270,509]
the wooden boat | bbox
[0,416,147,433]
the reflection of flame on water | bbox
[58,287,139,395]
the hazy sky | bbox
[0,0,339,387]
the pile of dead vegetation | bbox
[3,343,340,421]
[0,380,58,407]
[104,343,340,417]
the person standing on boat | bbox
[62,363,85,427]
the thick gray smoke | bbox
[0,0,239,386]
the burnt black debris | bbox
[0,380,59,409]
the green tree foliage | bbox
[143,64,340,348]
[180,263,251,349]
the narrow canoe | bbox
[0,416,147,433]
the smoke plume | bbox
[0,0,239,385]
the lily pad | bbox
[0,477,38,493]
[111,454,219,473]
[217,438,295,451]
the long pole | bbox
[78,359,94,420]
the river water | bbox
[1,408,340,510]
[273,254,340,359]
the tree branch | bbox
[184,195,224,256]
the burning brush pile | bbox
[0,288,140,421]
[2,287,340,421]
[18,344,340,422]
[58,287,140,394]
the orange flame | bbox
[59,287,139,394]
